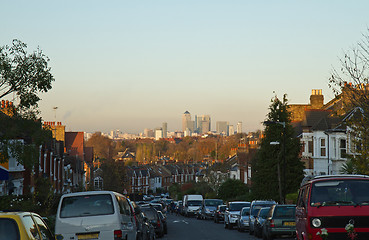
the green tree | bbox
[329,29,369,174]
[0,40,54,167]
[218,179,249,201]
[0,39,54,112]
[251,95,304,203]
[101,158,125,193]
[86,132,115,160]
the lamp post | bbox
[264,121,286,204]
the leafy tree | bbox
[86,132,115,160]
[329,29,369,174]
[218,179,249,201]
[0,39,54,113]
[251,95,304,203]
[0,112,52,168]
[100,158,125,193]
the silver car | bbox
[237,207,250,232]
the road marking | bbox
[173,220,189,224]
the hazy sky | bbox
[2,1,369,134]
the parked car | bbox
[249,200,276,235]
[214,204,226,223]
[236,207,250,232]
[157,211,167,234]
[198,199,223,220]
[55,191,137,240]
[0,211,54,240]
[140,205,165,238]
[254,207,271,238]
[130,201,156,240]
[224,201,251,229]
[296,175,369,240]
[183,194,203,217]
[263,204,296,240]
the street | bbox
[161,213,295,240]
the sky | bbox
[1,1,369,134]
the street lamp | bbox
[264,120,286,204]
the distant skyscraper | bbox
[162,122,167,138]
[198,115,211,133]
[237,122,243,133]
[182,111,191,132]
[228,125,234,136]
[144,128,154,138]
[216,121,229,136]
[155,128,163,140]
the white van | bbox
[55,191,137,240]
[183,194,203,216]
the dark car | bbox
[140,206,165,238]
[249,200,276,235]
[130,201,155,240]
[214,204,227,223]
[157,211,167,234]
[262,204,296,240]
[198,199,223,220]
[254,207,271,238]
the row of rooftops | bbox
[126,163,202,178]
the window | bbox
[94,177,103,190]
[340,139,347,158]
[0,219,20,240]
[308,141,313,155]
[60,194,114,218]
[33,216,54,240]
[320,138,326,157]
[23,215,40,240]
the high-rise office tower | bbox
[162,122,167,138]
[228,125,234,136]
[182,111,191,132]
[237,122,243,134]
[216,121,229,136]
[198,115,211,133]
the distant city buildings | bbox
[237,122,243,134]
[105,111,244,139]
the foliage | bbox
[329,29,369,174]
[133,134,243,163]
[0,113,52,168]
[218,179,249,201]
[100,158,126,193]
[0,39,54,111]
[0,177,60,217]
[86,132,116,160]
[251,95,304,203]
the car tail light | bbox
[114,230,123,240]
[270,220,275,227]
[157,219,161,227]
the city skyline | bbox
[1,1,369,133]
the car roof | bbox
[0,212,40,218]
[229,201,250,204]
[302,174,369,186]
[61,190,123,197]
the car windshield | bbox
[311,179,369,206]
[258,208,270,218]
[141,208,158,220]
[274,206,295,218]
[187,200,202,206]
[205,200,223,206]
[60,194,114,218]
[219,206,226,211]
[0,218,20,239]
[241,207,250,216]
[229,203,249,211]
